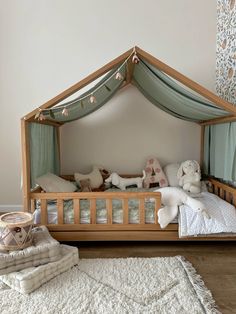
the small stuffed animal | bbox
[74,165,103,189]
[157,187,210,228]
[79,179,92,192]
[177,160,201,194]
[105,171,146,190]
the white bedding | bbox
[179,191,236,237]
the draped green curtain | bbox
[133,60,229,122]
[28,54,236,188]
[43,63,126,122]
[41,58,230,123]
[203,122,236,181]
[29,123,60,188]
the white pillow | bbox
[163,163,180,187]
[36,173,77,193]
[74,166,103,189]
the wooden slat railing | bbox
[90,199,96,224]
[207,178,236,206]
[106,199,113,224]
[139,199,145,224]
[57,199,64,224]
[73,199,80,224]
[123,199,129,224]
[30,191,162,227]
[40,199,47,225]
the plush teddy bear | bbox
[177,160,201,194]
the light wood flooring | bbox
[65,241,236,314]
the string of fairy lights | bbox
[35,49,140,121]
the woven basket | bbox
[0,212,33,251]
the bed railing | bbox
[28,178,236,241]
[30,191,162,227]
[207,178,236,206]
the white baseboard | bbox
[0,205,23,212]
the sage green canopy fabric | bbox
[29,123,60,188]
[43,63,126,122]
[203,122,236,181]
[42,58,230,123]
[29,53,236,186]
[133,60,229,122]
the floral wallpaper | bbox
[216,0,236,104]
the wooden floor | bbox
[65,241,236,314]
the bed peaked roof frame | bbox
[22,46,236,124]
[21,46,236,210]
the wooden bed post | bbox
[56,126,61,175]
[21,118,31,212]
[200,125,205,169]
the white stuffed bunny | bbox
[177,160,201,194]
[157,187,210,228]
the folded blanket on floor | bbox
[0,245,79,294]
[0,226,60,275]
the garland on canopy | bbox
[35,49,140,121]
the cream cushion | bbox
[0,245,79,294]
[74,166,103,189]
[0,226,60,276]
[163,163,180,187]
[36,173,77,192]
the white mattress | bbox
[179,191,236,237]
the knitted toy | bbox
[105,171,146,190]
[143,157,168,188]
[177,160,201,194]
[157,187,210,228]
[74,165,103,189]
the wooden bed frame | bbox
[28,177,236,241]
[21,47,236,241]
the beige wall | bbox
[0,0,216,208]
[61,86,200,174]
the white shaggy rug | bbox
[0,256,219,314]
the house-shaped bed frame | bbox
[21,47,236,241]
